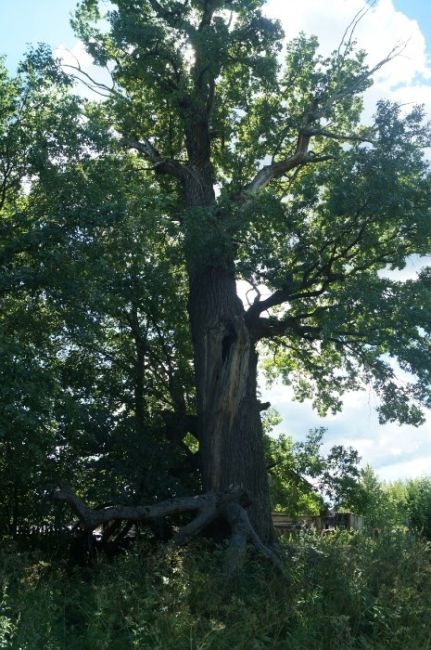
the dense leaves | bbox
[0,55,196,533]
[67,0,431,425]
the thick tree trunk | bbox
[187,262,274,543]
[178,150,274,542]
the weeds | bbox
[0,530,430,649]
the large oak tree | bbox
[5,1,431,553]
[59,0,431,545]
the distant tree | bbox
[0,51,86,534]
[354,465,388,528]
[0,54,196,534]
[353,466,410,529]
[265,426,361,515]
[406,477,431,540]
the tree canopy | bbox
[67,0,431,424]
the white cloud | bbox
[266,0,431,121]
[378,455,431,481]
[378,255,431,281]
[262,378,431,481]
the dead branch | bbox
[241,30,404,200]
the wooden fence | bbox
[272,512,364,534]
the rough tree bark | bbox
[188,260,274,542]
[181,148,274,543]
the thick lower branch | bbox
[253,316,321,342]
[52,484,286,574]
[51,484,248,538]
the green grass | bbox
[0,530,430,649]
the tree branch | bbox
[223,503,287,577]
[60,57,186,180]
[302,127,376,144]
[61,61,122,100]
[246,277,334,328]
[51,483,249,540]
[242,132,312,196]
[199,0,216,31]
[121,136,186,180]
[246,287,292,320]
[254,316,321,342]
[240,36,403,199]
[51,483,285,573]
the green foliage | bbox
[72,0,283,172]
[0,56,197,534]
[2,0,431,548]
[352,468,431,540]
[265,426,361,514]
[406,477,431,540]
[258,100,431,421]
[1,532,430,649]
[0,54,92,533]
[353,466,403,529]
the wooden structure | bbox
[272,511,364,534]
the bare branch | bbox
[242,133,336,197]
[51,483,285,573]
[317,43,405,122]
[173,505,217,545]
[241,31,404,199]
[336,1,377,61]
[246,287,292,321]
[60,52,123,100]
[60,56,186,180]
[243,132,311,196]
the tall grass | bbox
[0,530,430,649]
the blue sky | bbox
[1,0,431,481]
[395,0,431,44]
[1,0,77,70]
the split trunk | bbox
[184,172,274,543]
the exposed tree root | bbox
[51,484,286,575]
[223,503,288,577]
